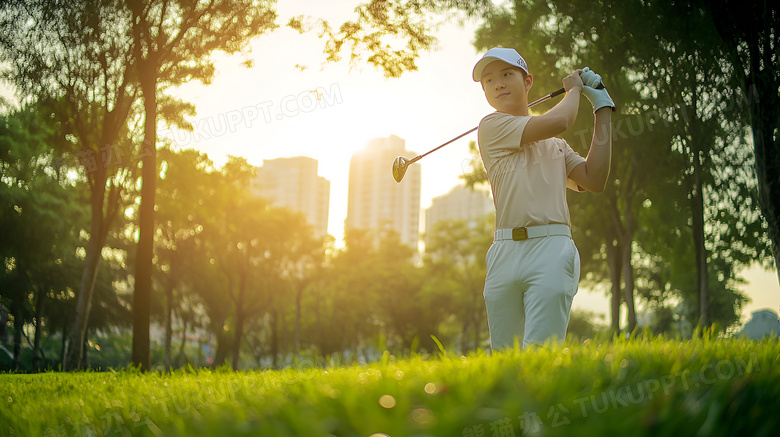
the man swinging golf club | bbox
[473,47,614,351]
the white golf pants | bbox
[483,234,580,350]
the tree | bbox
[252,206,319,366]
[155,147,218,370]
[567,0,770,329]
[0,0,141,370]
[297,0,492,78]
[316,227,429,357]
[372,230,431,352]
[128,0,472,370]
[0,104,102,371]
[470,0,770,333]
[423,216,493,351]
[127,0,277,371]
[274,216,326,358]
[704,0,780,283]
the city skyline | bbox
[253,137,494,253]
[1,1,775,325]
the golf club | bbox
[392,88,563,183]
[392,77,605,182]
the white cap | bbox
[472,47,528,82]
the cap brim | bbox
[472,57,502,82]
[472,57,527,82]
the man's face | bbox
[480,60,533,116]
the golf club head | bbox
[392,156,409,183]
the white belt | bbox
[494,224,571,242]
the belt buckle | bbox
[512,227,528,241]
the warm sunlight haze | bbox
[2,2,779,434]
[153,1,778,327]
[1,1,775,329]
[162,3,491,242]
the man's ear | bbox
[525,73,534,92]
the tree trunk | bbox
[314,295,322,355]
[271,309,279,369]
[231,271,246,370]
[607,240,623,334]
[620,193,638,333]
[81,333,89,369]
[0,305,7,343]
[460,316,470,353]
[691,146,710,327]
[471,281,481,351]
[281,308,288,359]
[213,271,234,369]
[621,240,637,332]
[294,285,302,357]
[32,287,46,372]
[11,304,22,372]
[132,67,158,371]
[164,280,173,372]
[474,307,482,351]
[690,84,710,328]
[60,318,67,367]
[64,173,106,370]
[745,74,780,284]
[340,325,347,358]
[752,121,780,285]
[213,328,229,368]
[176,318,189,368]
[709,5,780,285]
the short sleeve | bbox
[477,112,532,159]
[562,138,586,191]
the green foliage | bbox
[1,0,775,373]
[0,104,107,371]
[1,0,146,371]
[567,310,606,340]
[471,0,771,332]
[1,337,778,436]
[318,227,428,356]
[315,0,493,78]
[701,0,780,281]
[152,148,328,370]
[423,215,494,352]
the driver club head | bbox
[392,156,409,183]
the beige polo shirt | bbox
[477,111,586,230]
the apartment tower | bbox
[254,156,330,238]
[346,135,421,249]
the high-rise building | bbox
[425,185,494,245]
[254,156,330,238]
[346,135,421,249]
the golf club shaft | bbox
[408,87,566,164]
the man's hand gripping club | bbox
[580,67,616,113]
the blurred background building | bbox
[424,184,493,246]
[738,309,780,340]
[346,135,422,249]
[254,156,331,238]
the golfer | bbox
[473,47,614,351]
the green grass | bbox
[2,336,779,437]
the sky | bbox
[160,1,494,241]
[2,1,777,326]
[158,1,778,325]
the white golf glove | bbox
[581,67,615,113]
